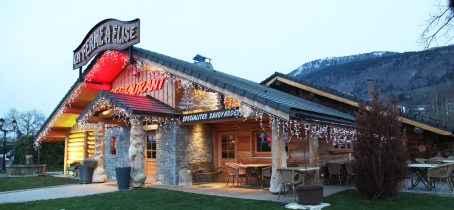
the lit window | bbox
[252,130,289,157]
[221,135,235,159]
[110,136,116,155]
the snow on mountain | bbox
[288,51,398,78]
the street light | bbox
[1,118,17,171]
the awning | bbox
[76,90,182,122]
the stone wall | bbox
[156,124,213,185]
[104,127,132,179]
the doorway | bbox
[144,131,157,181]
[217,131,236,181]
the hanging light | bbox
[181,79,191,89]
[239,102,252,118]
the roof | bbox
[76,90,183,121]
[261,72,454,134]
[132,47,355,122]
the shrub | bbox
[353,91,409,200]
[13,135,64,167]
[82,158,97,169]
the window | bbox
[251,130,289,157]
[110,136,116,155]
[146,134,157,158]
[329,133,353,153]
[221,134,235,159]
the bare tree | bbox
[428,87,454,127]
[1,108,45,141]
[420,0,454,49]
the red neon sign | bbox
[111,75,167,95]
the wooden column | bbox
[309,129,318,165]
[83,131,88,158]
[64,135,69,174]
[269,121,287,192]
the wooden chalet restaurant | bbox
[34,19,454,191]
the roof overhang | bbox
[264,74,454,136]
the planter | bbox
[79,165,94,184]
[116,167,131,190]
[297,184,324,205]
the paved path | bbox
[0,179,119,204]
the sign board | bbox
[181,108,241,123]
[73,19,140,69]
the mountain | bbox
[288,45,454,101]
[288,51,399,78]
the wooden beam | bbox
[47,129,69,137]
[64,135,68,173]
[64,107,85,114]
[88,116,129,125]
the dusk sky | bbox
[0,0,446,117]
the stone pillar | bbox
[129,119,146,187]
[269,120,287,193]
[156,124,177,185]
[92,122,107,183]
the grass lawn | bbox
[324,189,454,209]
[1,188,453,210]
[0,176,79,192]
[0,188,286,210]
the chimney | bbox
[367,78,374,101]
[193,54,213,69]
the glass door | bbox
[144,131,156,181]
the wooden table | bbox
[277,166,321,184]
[408,163,437,189]
[238,163,271,188]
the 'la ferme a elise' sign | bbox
[73,19,140,69]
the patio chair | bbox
[344,162,354,186]
[427,162,454,192]
[415,158,427,164]
[277,168,305,201]
[426,157,442,165]
[262,166,272,189]
[225,163,247,187]
[298,164,318,184]
[326,162,343,186]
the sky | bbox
[0,0,446,117]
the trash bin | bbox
[116,167,131,190]
[297,184,324,205]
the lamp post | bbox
[1,118,17,171]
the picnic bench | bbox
[189,161,223,185]
[67,162,80,177]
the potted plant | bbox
[79,158,97,184]
[111,148,116,155]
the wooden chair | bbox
[344,162,354,186]
[261,166,272,189]
[326,162,343,186]
[189,161,223,185]
[427,162,454,192]
[277,168,305,201]
[225,163,247,187]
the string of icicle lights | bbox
[36,50,357,146]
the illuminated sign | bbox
[73,19,140,69]
[181,108,240,123]
[111,75,166,95]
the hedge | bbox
[13,135,65,167]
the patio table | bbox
[277,166,321,184]
[408,163,438,190]
[238,163,272,188]
[442,160,454,163]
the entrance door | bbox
[218,131,236,181]
[144,131,157,181]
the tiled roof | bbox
[76,90,183,121]
[133,47,355,122]
[261,72,454,132]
